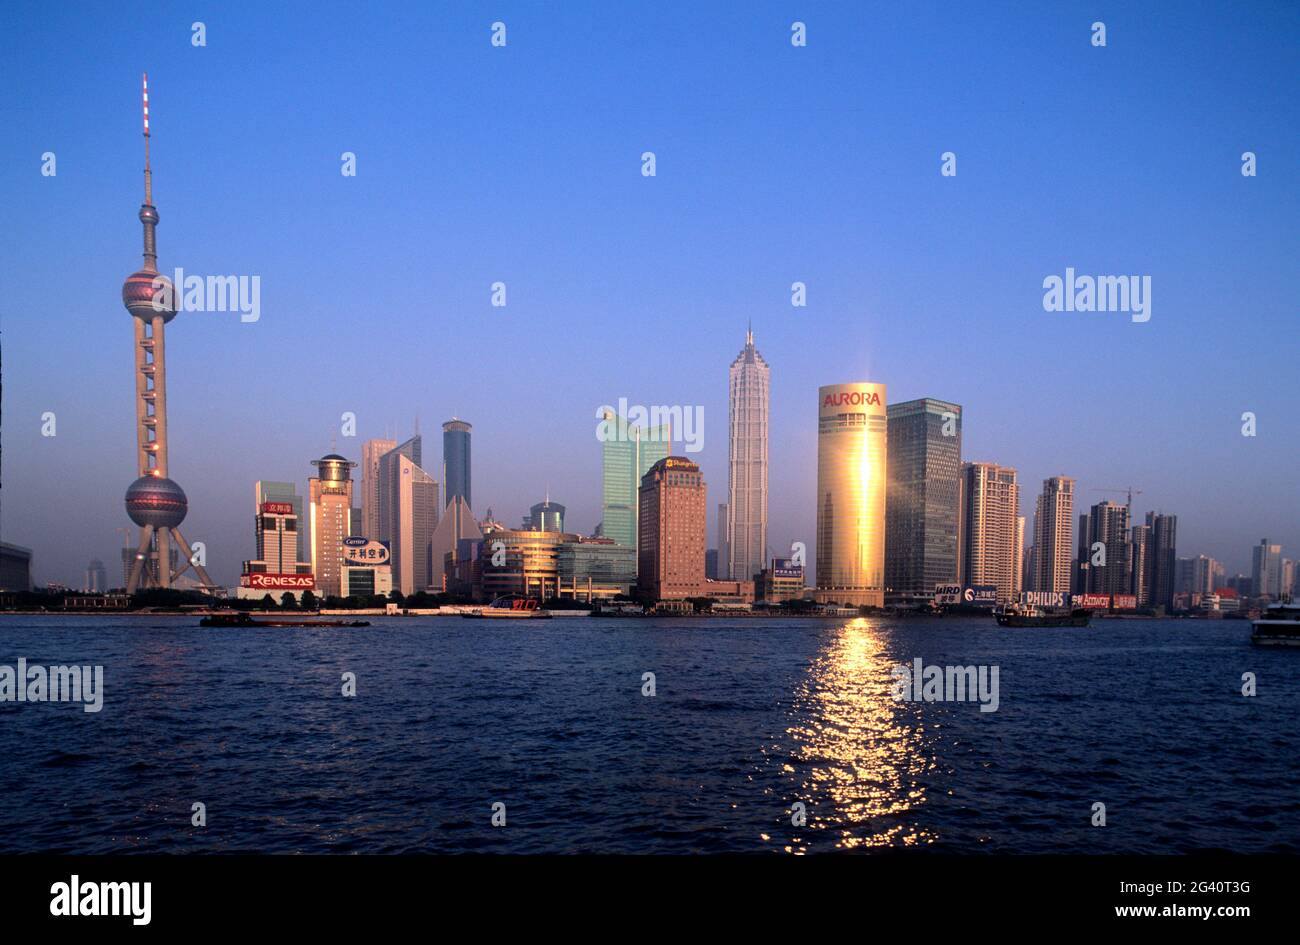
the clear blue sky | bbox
[1,1,1297,587]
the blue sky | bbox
[1,0,1297,586]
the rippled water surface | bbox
[0,615,1295,853]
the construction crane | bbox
[1092,487,1143,511]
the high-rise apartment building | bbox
[1031,476,1075,594]
[1147,512,1177,609]
[1015,515,1026,596]
[725,329,770,584]
[958,462,1019,603]
[308,454,357,598]
[1086,501,1131,596]
[1252,538,1283,598]
[1129,522,1151,605]
[637,457,707,601]
[814,383,887,607]
[887,398,962,604]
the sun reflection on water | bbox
[778,617,937,851]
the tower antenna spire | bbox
[142,73,152,203]
[137,72,159,272]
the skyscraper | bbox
[599,411,669,552]
[378,437,440,595]
[256,481,306,563]
[1074,512,1091,595]
[1147,512,1177,609]
[725,328,770,584]
[815,382,888,607]
[958,462,1019,603]
[1015,515,1026,596]
[361,437,397,541]
[1129,522,1151,606]
[240,483,314,600]
[1176,554,1223,597]
[1086,501,1131,596]
[887,398,962,604]
[84,560,107,593]
[119,74,215,594]
[637,457,707,602]
[442,420,472,510]
[429,496,482,593]
[1251,538,1283,599]
[308,454,357,598]
[716,502,729,580]
[524,498,566,532]
[1031,476,1075,594]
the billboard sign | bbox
[962,585,998,606]
[342,537,390,566]
[934,583,963,605]
[772,558,803,579]
[261,502,294,515]
[1073,593,1111,610]
[819,382,887,419]
[241,573,315,590]
[1021,591,1067,609]
[1112,594,1138,610]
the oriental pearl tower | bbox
[121,74,215,593]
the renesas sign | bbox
[819,383,886,417]
[242,573,315,590]
[342,537,390,565]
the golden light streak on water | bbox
[781,617,937,851]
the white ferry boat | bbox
[1251,599,1300,646]
[461,595,553,620]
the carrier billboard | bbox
[342,537,390,565]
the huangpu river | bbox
[1,615,1296,854]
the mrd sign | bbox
[934,583,963,605]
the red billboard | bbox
[1112,594,1138,610]
[241,573,315,590]
[1072,593,1111,610]
[261,502,295,515]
